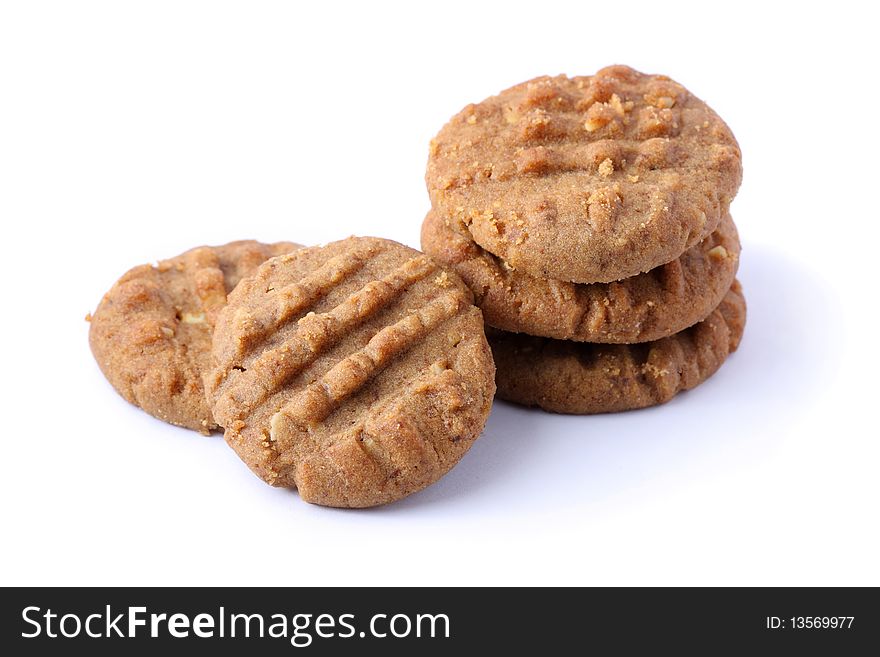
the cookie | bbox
[205,237,496,508]
[89,240,301,433]
[426,65,742,284]
[421,208,740,343]
[489,281,745,414]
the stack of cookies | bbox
[422,65,746,413]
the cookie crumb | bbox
[647,95,675,109]
[708,245,729,260]
[434,272,452,288]
[609,93,632,116]
[598,158,614,178]
[583,117,604,132]
[642,362,669,378]
[181,312,206,324]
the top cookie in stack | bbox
[422,65,746,413]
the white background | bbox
[1,1,877,587]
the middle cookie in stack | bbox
[422,65,746,413]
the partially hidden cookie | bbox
[427,65,742,284]
[489,281,745,414]
[421,208,740,343]
[89,240,301,433]
[205,237,496,508]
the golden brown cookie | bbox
[89,240,301,433]
[421,209,740,343]
[426,65,742,284]
[489,281,745,414]
[205,237,496,508]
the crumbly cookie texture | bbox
[489,281,746,414]
[205,237,496,508]
[426,65,742,284]
[89,240,300,433]
[421,209,740,343]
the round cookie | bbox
[421,209,740,343]
[426,65,742,284]
[89,240,301,433]
[205,237,496,508]
[489,281,746,414]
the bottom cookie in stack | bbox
[487,282,746,414]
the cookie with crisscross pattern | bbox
[205,237,495,508]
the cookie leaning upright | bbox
[89,240,300,433]
[426,65,742,284]
[204,237,495,508]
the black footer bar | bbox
[2,586,876,653]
